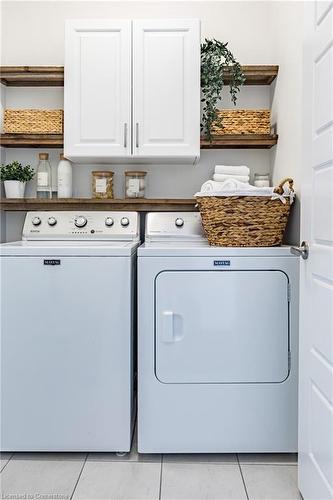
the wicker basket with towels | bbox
[195,177,294,247]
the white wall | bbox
[1,1,275,65]
[269,1,304,242]
[0,0,303,243]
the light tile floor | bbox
[0,432,300,500]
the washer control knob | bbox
[32,216,41,226]
[47,216,57,226]
[74,216,87,228]
[105,217,114,227]
[175,217,184,228]
[120,217,130,227]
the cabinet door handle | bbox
[136,123,139,148]
[123,123,127,148]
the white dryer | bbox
[1,211,139,452]
[138,212,299,453]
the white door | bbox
[64,20,131,160]
[132,19,200,159]
[298,2,333,499]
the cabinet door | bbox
[132,19,200,159]
[64,20,131,160]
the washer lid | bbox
[0,240,140,257]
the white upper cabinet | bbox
[132,19,200,160]
[64,19,200,163]
[64,20,131,161]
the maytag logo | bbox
[44,259,61,266]
[214,260,230,266]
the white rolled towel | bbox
[197,179,275,197]
[215,165,250,176]
[200,180,221,192]
[200,179,251,193]
[213,173,250,183]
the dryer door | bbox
[155,270,289,384]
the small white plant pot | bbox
[4,180,26,198]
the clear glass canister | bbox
[36,152,52,199]
[125,171,147,198]
[254,173,270,187]
[92,171,114,199]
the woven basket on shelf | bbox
[211,109,271,135]
[4,109,63,134]
[196,178,294,247]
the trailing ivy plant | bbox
[201,38,245,141]
[0,161,34,182]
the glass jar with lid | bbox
[254,173,270,187]
[125,171,147,198]
[92,171,114,199]
[36,152,52,199]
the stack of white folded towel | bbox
[195,164,293,204]
[213,165,250,184]
[198,164,253,194]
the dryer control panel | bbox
[23,211,139,241]
[145,212,205,241]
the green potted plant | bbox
[0,161,34,198]
[201,38,245,141]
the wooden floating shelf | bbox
[0,198,197,212]
[201,134,278,149]
[0,65,278,87]
[0,66,64,87]
[223,65,278,85]
[1,133,278,149]
[0,134,64,148]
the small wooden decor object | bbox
[196,178,294,247]
[4,109,63,134]
[212,109,271,135]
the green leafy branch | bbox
[201,38,245,141]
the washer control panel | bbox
[23,211,139,240]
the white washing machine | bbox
[138,212,299,453]
[1,211,139,452]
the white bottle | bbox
[57,153,73,198]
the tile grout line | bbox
[0,452,14,473]
[69,453,88,500]
[237,463,298,467]
[158,454,164,500]
[237,454,250,500]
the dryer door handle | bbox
[162,311,174,343]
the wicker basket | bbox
[4,109,63,134]
[212,109,271,135]
[196,178,294,247]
